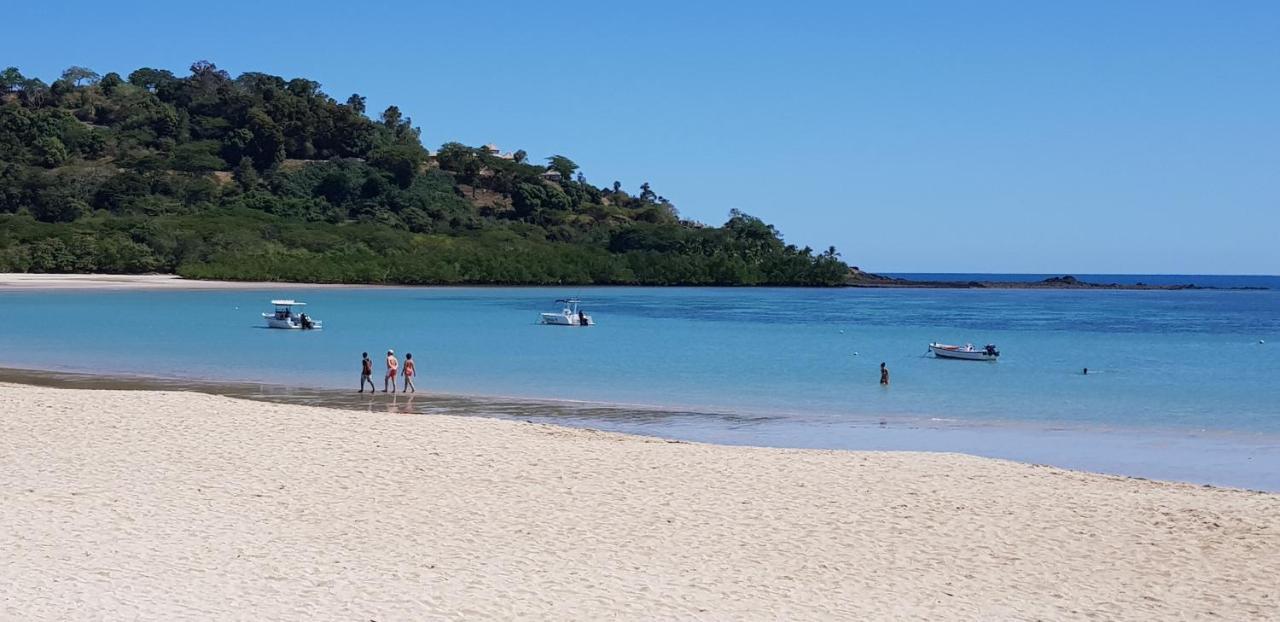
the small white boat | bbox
[263,300,321,330]
[540,298,594,326]
[929,342,999,361]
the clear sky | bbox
[4,1,1278,273]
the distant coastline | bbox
[846,271,1273,291]
[0,272,1273,291]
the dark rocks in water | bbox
[846,272,1261,291]
[1042,275,1082,285]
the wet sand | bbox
[3,365,1278,493]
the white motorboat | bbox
[263,300,321,330]
[539,298,594,326]
[929,342,999,361]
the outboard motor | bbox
[985,344,998,357]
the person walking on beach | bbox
[385,349,399,393]
[403,353,417,393]
[359,352,375,393]
[880,362,890,386]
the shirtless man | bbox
[384,349,399,393]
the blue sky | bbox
[4,1,1278,273]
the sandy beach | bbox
[0,273,328,290]
[1,385,1277,620]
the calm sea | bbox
[2,282,1278,489]
[886,273,1280,289]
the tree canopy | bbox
[0,62,850,285]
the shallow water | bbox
[1,285,1277,489]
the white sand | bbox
[0,273,329,290]
[1,385,1277,620]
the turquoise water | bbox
[2,285,1278,488]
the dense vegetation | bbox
[0,62,849,285]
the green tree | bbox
[368,144,425,188]
[233,156,260,189]
[33,136,68,167]
[435,142,478,174]
[188,60,230,88]
[31,193,89,222]
[244,108,285,169]
[381,105,402,128]
[17,78,50,107]
[1,67,26,92]
[512,182,548,218]
[170,140,228,171]
[60,66,100,86]
[546,154,578,180]
[98,72,123,95]
[127,67,176,92]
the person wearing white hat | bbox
[384,349,399,393]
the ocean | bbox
[885,273,1280,289]
[2,282,1278,489]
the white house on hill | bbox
[481,143,515,160]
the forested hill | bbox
[0,62,849,285]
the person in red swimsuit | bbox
[403,353,417,393]
[384,349,399,393]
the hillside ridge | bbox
[0,62,848,286]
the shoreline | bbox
[2,382,1277,619]
[2,363,1275,443]
[0,273,344,290]
[3,366,1278,493]
[0,272,1271,291]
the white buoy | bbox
[839,329,845,334]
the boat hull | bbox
[263,315,322,330]
[540,312,593,326]
[929,343,998,361]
